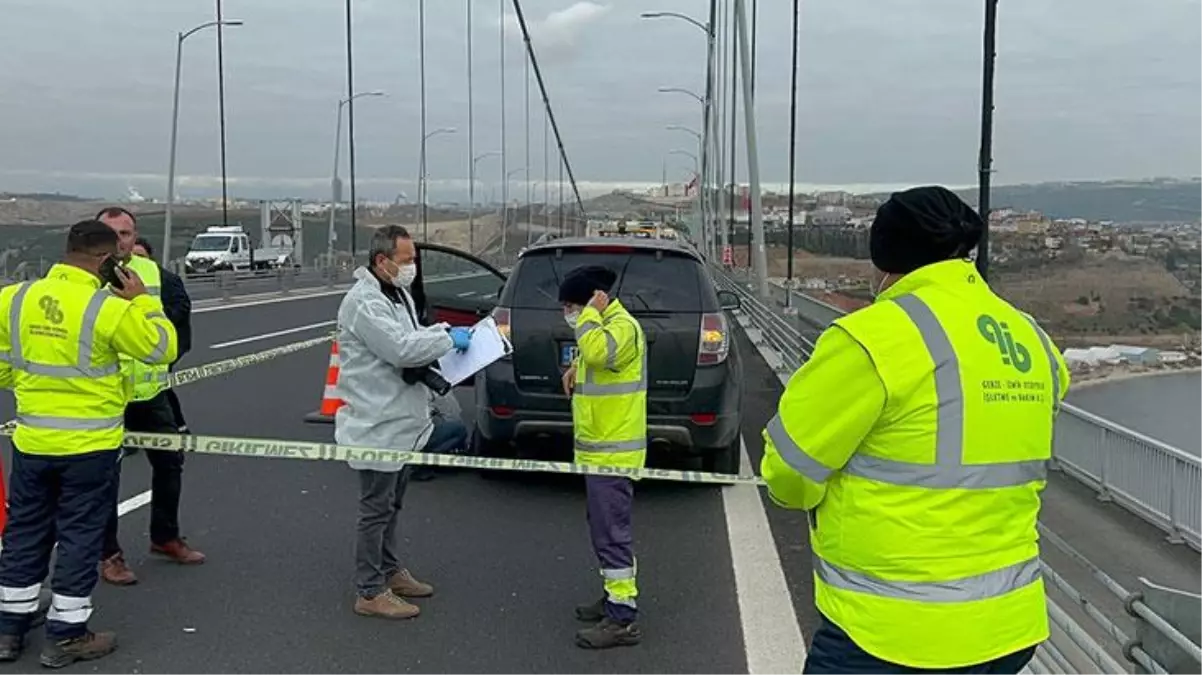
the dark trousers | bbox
[585,475,637,623]
[803,614,1037,674]
[164,388,188,431]
[0,447,119,640]
[102,393,185,558]
[354,419,467,598]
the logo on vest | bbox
[38,296,64,325]
[977,315,1031,374]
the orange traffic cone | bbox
[303,341,344,424]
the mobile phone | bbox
[99,256,125,290]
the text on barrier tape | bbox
[0,427,767,486]
[0,333,335,436]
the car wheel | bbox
[703,437,742,477]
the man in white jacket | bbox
[335,225,472,620]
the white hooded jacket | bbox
[335,266,455,472]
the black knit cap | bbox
[558,265,617,306]
[869,186,985,274]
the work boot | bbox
[387,569,433,598]
[150,538,206,564]
[0,634,23,662]
[101,553,138,585]
[574,596,606,622]
[575,617,642,649]
[353,590,420,620]
[39,631,118,669]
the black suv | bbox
[474,237,744,474]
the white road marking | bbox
[193,288,349,314]
[723,435,807,673]
[209,320,337,349]
[117,489,153,517]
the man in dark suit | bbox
[131,237,191,432]
[94,212,205,587]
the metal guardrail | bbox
[708,265,1200,674]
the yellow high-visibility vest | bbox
[571,299,648,471]
[120,254,169,401]
[1,265,133,454]
[766,259,1065,668]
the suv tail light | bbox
[492,306,512,359]
[697,312,730,365]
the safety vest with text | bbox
[571,299,648,471]
[1,265,151,455]
[778,259,1065,668]
[120,254,169,401]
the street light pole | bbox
[471,150,501,252]
[642,10,713,259]
[420,127,458,241]
[658,85,709,253]
[466,0,476,253]
[328,91,385,265]
[977,0,999,281]
[499,0,508,257]
[506,167,526,243]
[785,0,800,297]
[162,19,243,267]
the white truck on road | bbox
[183,225,296,275]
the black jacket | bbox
[159,264,192,363]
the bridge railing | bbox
[709,266,1200,674]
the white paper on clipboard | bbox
[436,316,513,386]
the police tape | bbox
[0,332,335,436]
[0,426,768,486]
[165,332,334,389]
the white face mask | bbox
[564,310,580,328]
[391,262,417,288]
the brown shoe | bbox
[353,590,420,619]
[100,554,137,586]
[150,538,206,564]
[388,568,433,598]
[40,631,118,669]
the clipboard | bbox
[436,316,514,386]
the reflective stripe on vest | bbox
[16,413,124,431]
[121,256,169,400]
[766,293,1049,490]
[5,283,120,379]
[814,554,1042,604]
[576,317,648,396]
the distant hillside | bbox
[957,178,1201,223]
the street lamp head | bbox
[222,20,244,27]
[365,90,386,97]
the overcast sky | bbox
[1,0,1198,201]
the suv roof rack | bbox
[522,235,702,262]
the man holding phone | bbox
[131,237,192,434]
[0,219,177,666]
[95,208,204,587]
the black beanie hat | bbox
[558,265,617,306]
[868,186,985,275]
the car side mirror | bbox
[717,290,741,311]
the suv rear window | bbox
[505,248,715,312]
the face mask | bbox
[391,262,417,287]
[564,310,580,328]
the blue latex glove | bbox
[448,327,472,352]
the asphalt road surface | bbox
[0,286,1195,673]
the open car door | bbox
[413,242,508,327]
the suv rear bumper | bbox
[475,360,741,455]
